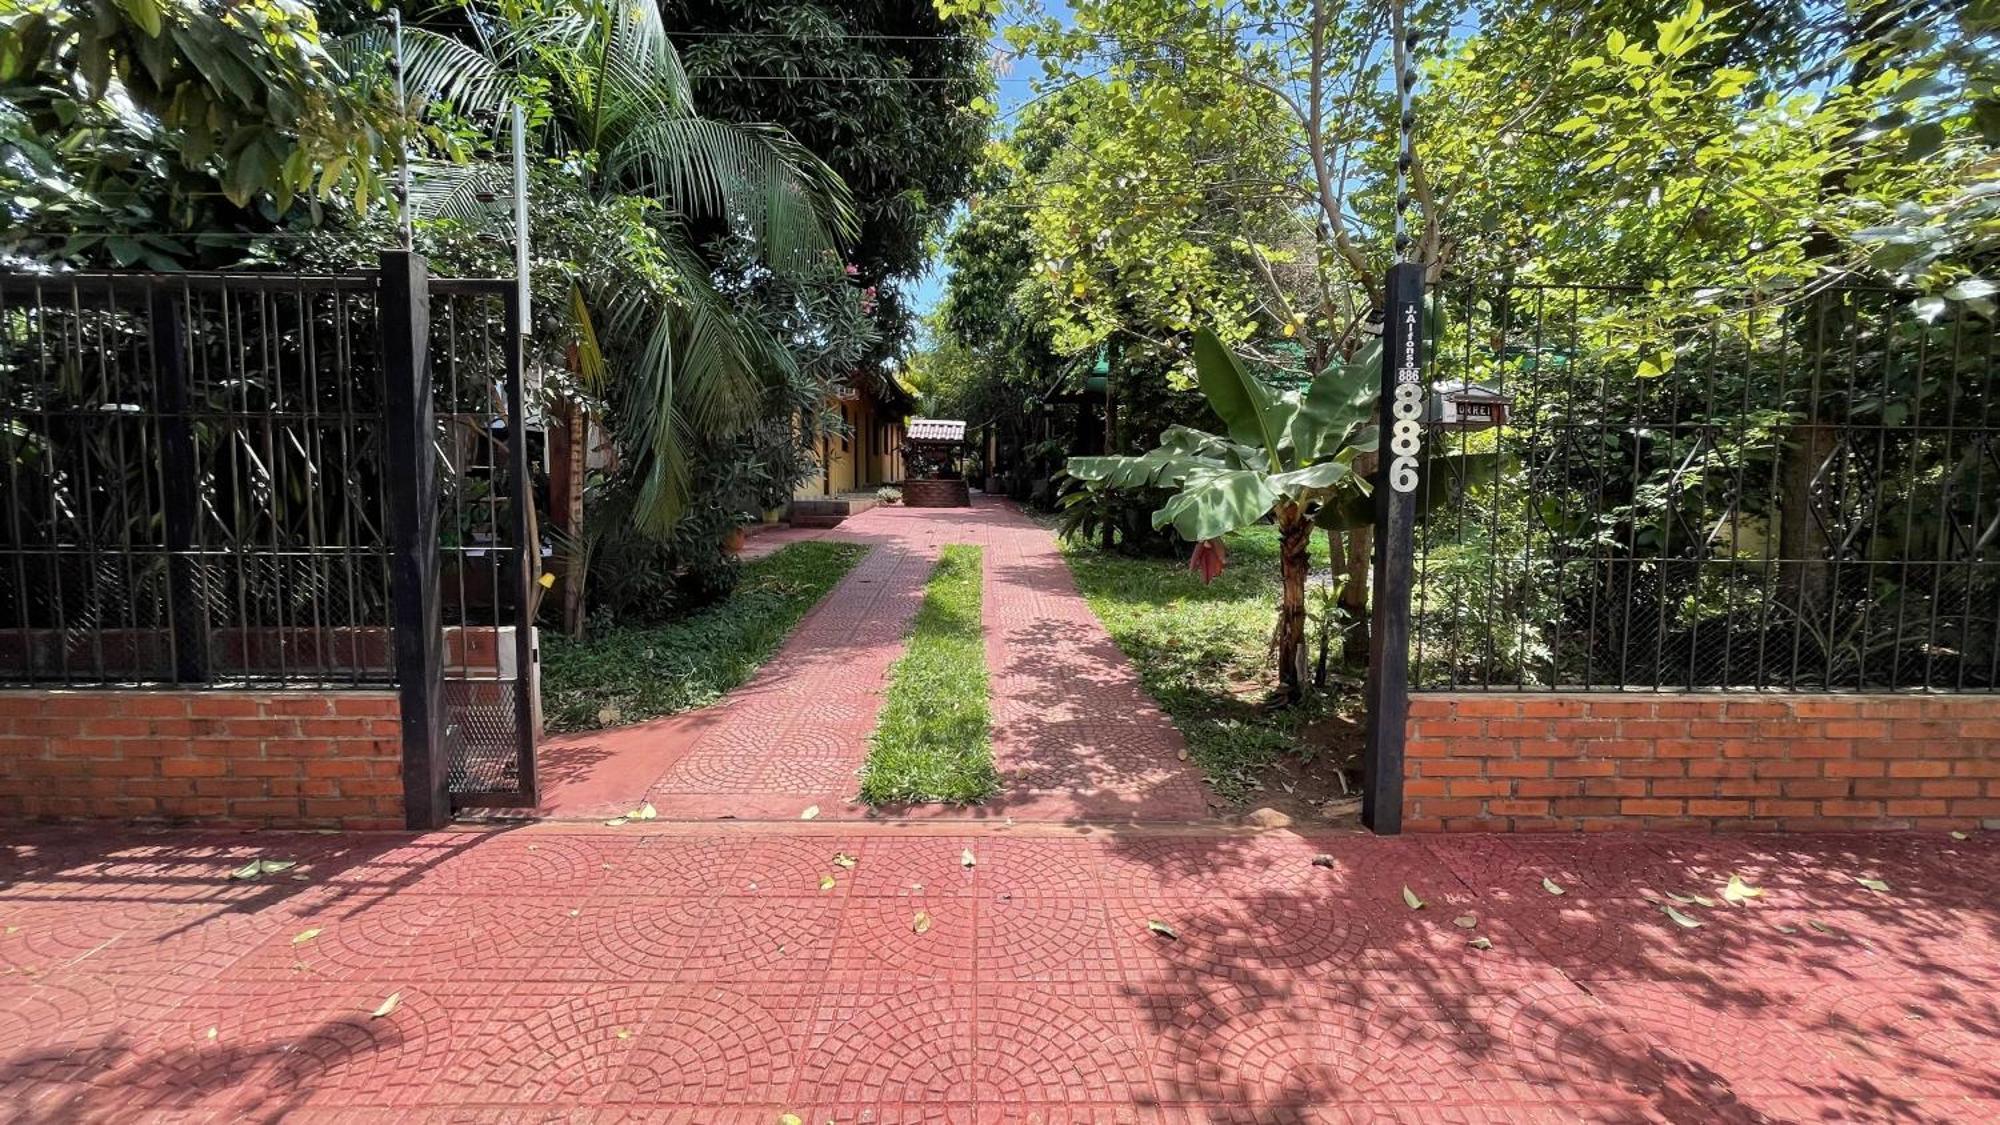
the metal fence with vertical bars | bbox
[0,259,541,822]
[0,273,396,687]
[1413,282,1999,693]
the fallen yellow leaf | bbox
[1663,906,1703,930]
[292,927,321,945]
[912,910,933,935]
[1721,874,1764,905]
[371,991,401,1019]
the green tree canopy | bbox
[0,0,395,268]
[670,0,991,366]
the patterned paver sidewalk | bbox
[3,823,1997,1121]
[536,499,1210,822]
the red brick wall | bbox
[0,690,404,830]
[1405,692,2000,833]
[902,478,971,507]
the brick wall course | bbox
[0,690,403,830]
[1405,692,2000,832]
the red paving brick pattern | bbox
[536,499,1209,822]
[3,824,1998,1121]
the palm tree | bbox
[376,0,856,534]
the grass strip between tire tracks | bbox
[859,544,998,804]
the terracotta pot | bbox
[722,527,747,555]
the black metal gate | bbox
[428,278,539,810]
[378,255,541,822]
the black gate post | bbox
[1362,261,1426,835]
[381,252,449,829]
[150,284,209,684]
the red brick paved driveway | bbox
[4,822,1998,1121]
[9,500,1999,1119]
[535,499,1210,822]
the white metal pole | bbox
[512,104,531,336]
[392,10,413,251]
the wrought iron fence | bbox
[0,273,397,686]
[1414,282,1999,693]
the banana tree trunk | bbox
[1340,450,1378,666]
[1276,501,1312,701]
[1339,525,1371,666]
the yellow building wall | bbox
[793,395,904,499]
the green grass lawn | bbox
[1061,526,1355,805]
[858,544,999,804]
[540,541,868,733]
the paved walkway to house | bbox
[535,498,1212,823]
[3,821,1996,1120]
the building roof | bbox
[907,418,967,443]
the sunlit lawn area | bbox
[540,541,868,733]
[1062,526,1358,807]
[859,545,998,804]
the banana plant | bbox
[1066,328,1380,700]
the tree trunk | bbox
[1339,524,1372,666]
[1275,502,1312,701]
[549,402,590,640]
[1778,418,1837,616]
[1339,450,1378,666]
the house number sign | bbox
[1388,299,1424,493]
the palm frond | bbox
[581,236,792,532]
[405,159,505,223]
[605,0,691,114]
[488,1,689,140]
[344,25,518,122]
[604,118,855,266]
